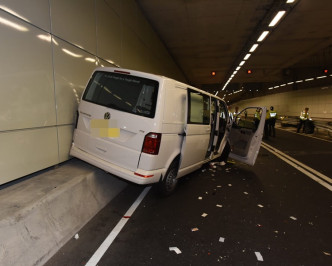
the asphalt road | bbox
[46,128,332,266]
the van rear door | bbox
[73,69,160,172]
[228,107,266,165]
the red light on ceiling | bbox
[323,69,328,74]
[211,71,216,76]
[247,69,252,74]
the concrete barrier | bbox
[0,159,127,266]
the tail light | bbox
[142,132,161,155]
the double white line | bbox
[261,142,332,191]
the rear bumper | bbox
[70,144,164,185]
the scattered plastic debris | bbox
[74,233,79,240]
[243,192,248,195]
[255,252,264,261]
[219,237,225,242]
[257,204,264,208]
[290,216,297,220]
[220,161,226,166]
[323,251,331,256]
[169,247,182,254]
[201,213,208,217]
[216,204,223,208]
[198,196,203,200]
[191,228,199,232]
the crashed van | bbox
[70,67,266,194]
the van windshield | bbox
[83,71,159,118]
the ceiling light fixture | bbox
[269,11,286,27]
[239,61,245,66]
[286,0,295,3]
[249,44,259,52]
[244,53,251,60]
[257,31,269,42]
[236,66,241,71]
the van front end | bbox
[70,142,165,185]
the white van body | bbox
[70,67,266,193]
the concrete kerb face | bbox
[0,160,127,266]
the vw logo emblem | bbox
[104,112,111,119]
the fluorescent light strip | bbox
[239,61,245,66]
[236,66,241,71]
[269,11,286,27]
[249,44,259,52]
[295,80,303,83]
[287,82,294,85]
[268,87,273,90]
[280,84,286,87]
[257,31,269,42]
[243,53,251,60]
[286,0,295,3]
[317,75,327,79]
[305,78,314,81]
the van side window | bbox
[83,71,159,118]
[187,90,210,124]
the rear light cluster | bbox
[142,132,161,155]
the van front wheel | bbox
[159,161,179,196]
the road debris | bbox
[323,251,331,256]
[169,247,182,254]
[191,228,199,232]
[219,237,225,243]
[255,251,264,261]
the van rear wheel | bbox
[159,161,179,196]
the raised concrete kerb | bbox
[0,159,128,266]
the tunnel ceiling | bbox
[136,0,332,102]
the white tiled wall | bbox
[0,0,186,185]
[234,86,332,119]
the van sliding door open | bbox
[228,107,266,166]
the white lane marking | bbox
[262,142,332,184]
[86,186,151,266]
[261,143,332,191]
[276,127,332,143]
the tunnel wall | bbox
[0,0,186,185]
[233,85,332,119]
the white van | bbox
[70,67,266,194]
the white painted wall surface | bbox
[233,86,332,119]
[0,0,186,184]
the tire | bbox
[158,161,179,196]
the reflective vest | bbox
[300,111,309,120]
[269,111,277,119]
[254,111,261,120]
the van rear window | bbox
[83,71,159,118]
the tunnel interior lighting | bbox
[269,11,286,27]
[249,44,259,52]
[239,60,245,66]
[257,31,269,42]
[236,66,241,71]
[211,71,216,76]
[247,69,252,74]
[286,0,295,3]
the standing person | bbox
[297,107,310,133]
[264,107,270,139]
[254,108,261,129]
[268,106,277,137]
